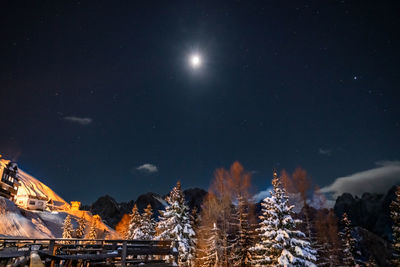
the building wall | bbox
[0,159,19,200]
[15,195,47,210]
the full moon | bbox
[189,54,202,68]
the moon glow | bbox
[189,54,202,68]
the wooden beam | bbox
[0,250,29,258]
[1,238,177,266]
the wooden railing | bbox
[0,238,178,266]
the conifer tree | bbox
[197,162,254,266]
[157,181,195,266]
[391,186,400,267]
[292,168,313,240]
[227,162,254,266]
[195,193,221,267]
[314,209,341,266]
[190,207,200,237]
[198,222,220,267]
[127,204,143,239]
[251,171,316,266]
[88,220,98,241]
[75,216,86,239]
[140,204,156,240]
[311,187,341,266]
[62,215,74,240]
[340,212,357,266]
[230,195,253,266]
[189,207,200,266]
[209,164,245,265]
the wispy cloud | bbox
[252,187,272,202]
[136,163,158,174]
[318,148,331,156]
[64,116,92,125]
[321,160,400,197]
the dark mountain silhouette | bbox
[83,188,207,228]
[334,185,398,241]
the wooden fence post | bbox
[121,241,127,267]
[47,240,55,267]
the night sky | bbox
[1,1,399,203]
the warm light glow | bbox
[190,54,202,68]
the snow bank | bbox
[0,197,53,238]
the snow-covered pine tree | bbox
[88,220,98,240]
[229,204,241,264]
[190,207,200,238]
[85,221,98,245]
[62,215,74,241]
[340,212,356,266]
[230,195,253,266]
[140,204,156,240]
[391,186,400,267]
[157,181,195,266]
[209,168,234,266]
[127,204,143,240]
[251,171,317,266]
[195,192,221,267]
[198,222,220,267]
[188,207,199,266]
[75,216,86,239]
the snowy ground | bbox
[0,166,116,238]
[0,196,116,238]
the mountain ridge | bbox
[82,188,208,228]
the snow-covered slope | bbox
[0,159,116,238]
[0,197,53,238]
[0,196,116,238]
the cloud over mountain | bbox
[321,161,400,197]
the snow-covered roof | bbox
[16,169,68,206]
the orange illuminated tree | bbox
[115,214,130,238]
[196,161,255,266]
